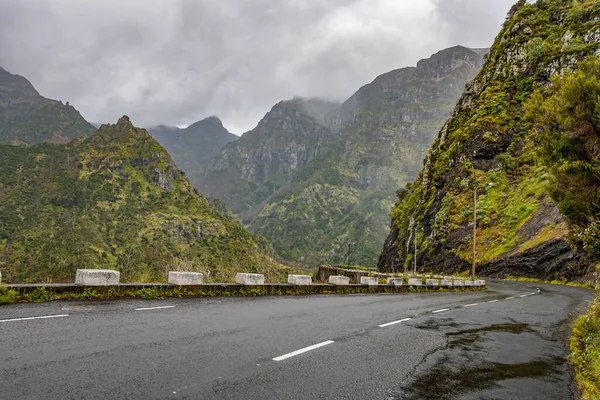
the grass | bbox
[0,285,19,305]
[504,275,597,290]
[571,294,600,400]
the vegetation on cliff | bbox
[199,47,485,267]
[379,0,600,281]
[0,116,291,283]
[526,55,600,400]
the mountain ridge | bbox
[0,116,292,283]
[0,66,95,145]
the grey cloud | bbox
[0,0,516,134]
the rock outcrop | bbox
[378,0,600,280]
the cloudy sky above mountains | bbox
[0,0,515,134]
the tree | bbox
[526,56,600,258]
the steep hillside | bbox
[0,116,291,283]
[148,116,238,188]
[0,66,95,145]
[378,0,600,280]
[250,47,485,266]
[198,98,340,220]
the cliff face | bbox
[378,0,600,280]
[251,46,486,267]
[148,116,238,189]
[194,47,484,267]
[0,117,291,284]
[197,98,339,221]
[0,66,95,145]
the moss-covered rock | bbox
[379,0,600,280]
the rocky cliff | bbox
[378,0,600,280]
[199,47,485,267]
[148,116,238,188]
[198,98,339,221]
[0,66,95,145]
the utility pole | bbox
[413,226,418,276]
[472,187,477,282]
[347,242,351,269]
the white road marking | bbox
[0,314,69,323]
[464,303,479,307]
[519,295,528,298]
[134,306,176,311]
[488,300,499,303]
[530,292,536,295]
[273,340,335,361]
[378,318,412,328]
[506,297,515,300]
[432,308,450,314]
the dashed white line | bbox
[488,300,499,303]
[134,305,176,311]
[272,340,335,361]
[432,308,450,314]
[464,303,479,307]
[530,292,536,295]
[378,318,412,328]
[519,295,528,298]
[0,314,69,323]
[505,297,515,300]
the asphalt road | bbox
[0,281,593,400]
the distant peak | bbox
[118,115,131,125]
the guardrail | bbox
[5,269,487,290]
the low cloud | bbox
[0,0,515,134]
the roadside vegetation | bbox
[525,56,600,399]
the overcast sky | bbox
[0,0,516,134]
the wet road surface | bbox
[0,280,593,399]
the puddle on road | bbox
[392,321,568,400]
[396,355,565,400]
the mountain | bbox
[148,116,238,188]
[0,66,95,145]
[0,116,292,283]
[198,97,340,221]
[199,47,485,267]
[378,0,600,280]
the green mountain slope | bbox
[0,66,95,145]
[248,46,485,267]
[148,116,238,188]
[198,98,340,222]
[0,116,291,283]
[378,0,600,280]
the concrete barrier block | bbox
[440,279,453,287]
[360,277,378,286]
[408,278,422,286]
[288,274,312,285]
[475,280,486,286]
[464,280,474,286]
[236,273,265,285]
[386,278,403,286]
[168,271,203,285]
[426,279,439,286]
[453,279,465,287]
[75,269,119,286]
[329,275,350,285]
